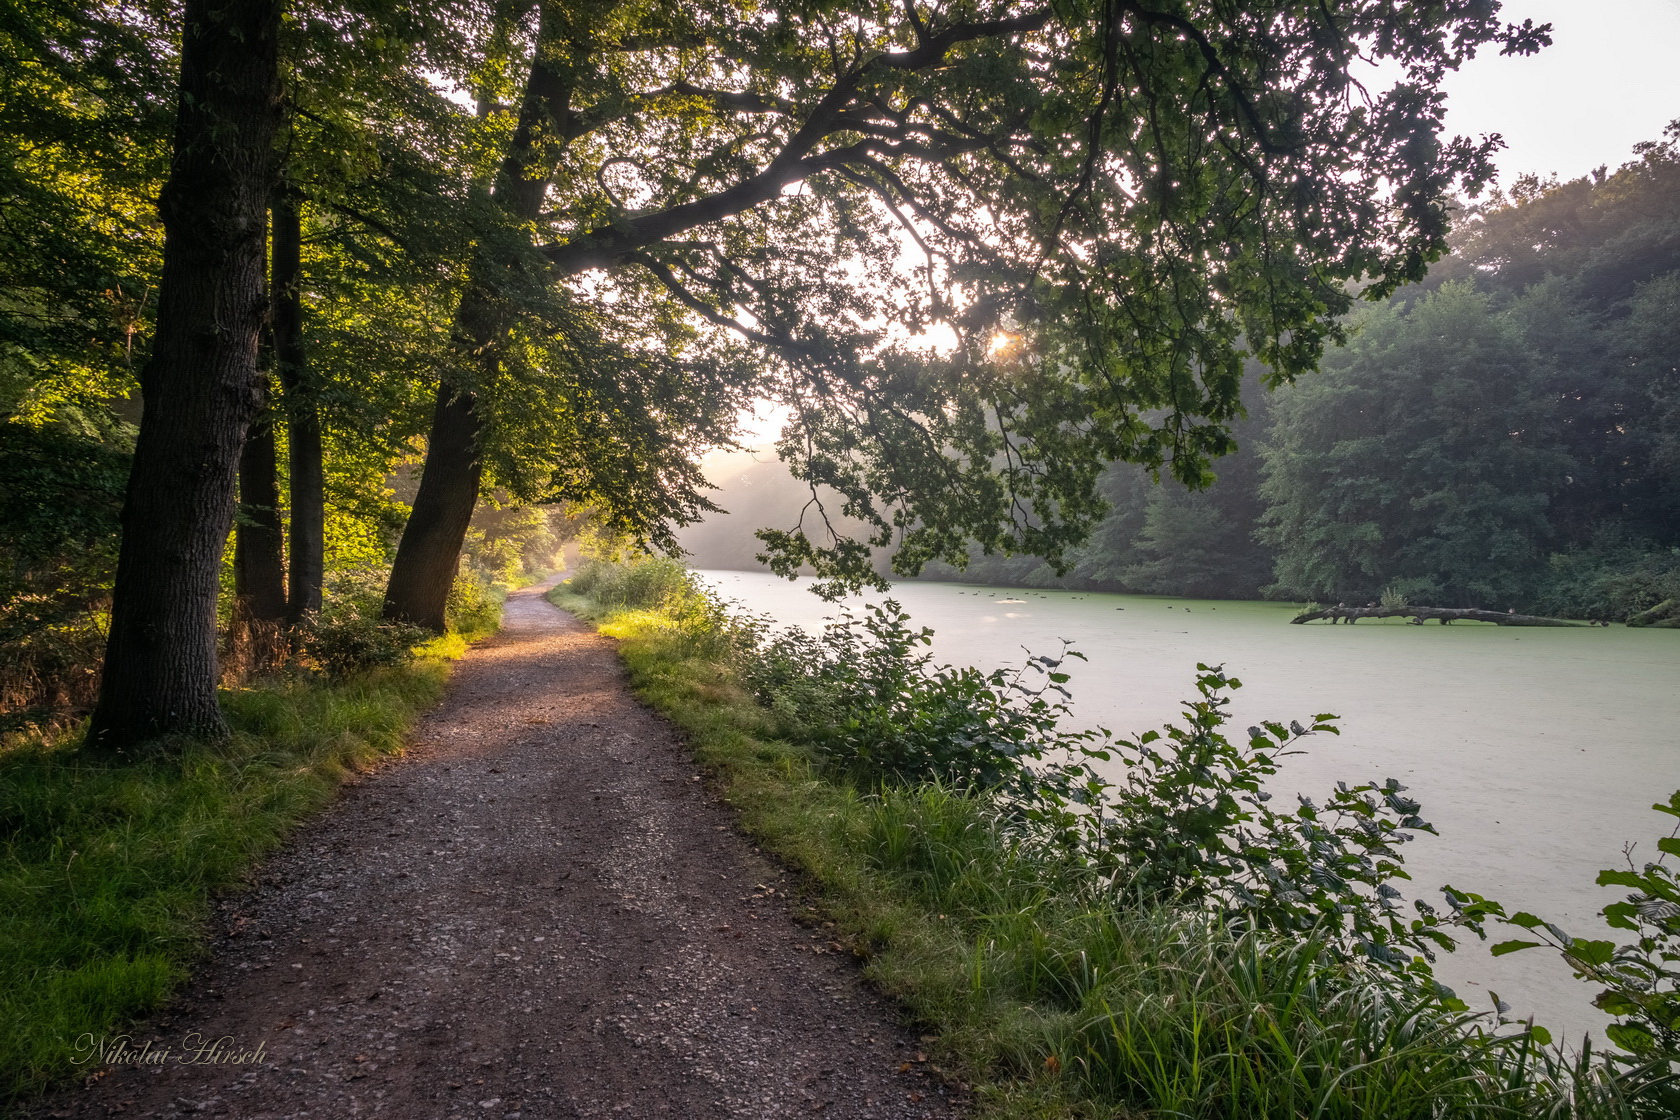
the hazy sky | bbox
[1440,0,1680,184]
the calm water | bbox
[696,570,1680,1045]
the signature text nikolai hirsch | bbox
[71,1032,268,1067]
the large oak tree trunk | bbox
[382,5,576,630]
[86,0,282,753]
[233,384,288,624]
[272,193,324,621]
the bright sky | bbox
[1440,0,1680,183]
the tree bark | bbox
[382,4,578,630]
[272,192,324,620]
[382,386,485,630]
[85,0,282,753]
[233,382,288,624]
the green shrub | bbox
[298,612,426,679]
[740,600,1099,792]
[564,556,749,661]
[445,564,503,640]
[1536,539,1680,621]
[567,554,698,611]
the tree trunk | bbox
[233,383,288,623]
[382,386,484,630]
[272,192,324,620]
[85,0,282,754]
[1291,604,1585,627]
[381,4,577,630]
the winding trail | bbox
[49,586,959,1120]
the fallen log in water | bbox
[1291,605,1585,627]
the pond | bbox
[697,569,1680,1047]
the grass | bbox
[550,566,1649,1120]
[0,633,477,1104]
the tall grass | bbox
[553,558,1664,1120]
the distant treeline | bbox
[682,129,1680,620]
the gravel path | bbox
[45,586,961,1120]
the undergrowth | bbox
[552,557,1677,1119]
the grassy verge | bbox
[0,630,480,1103]
[551,565,1649,1120]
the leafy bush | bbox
[445,564,502,639]
[740,600,1100,791]
[1536,538,1680,621]
[0,423,127,726]
[1062,666,1482,984]
[564,556,750,661]
[740,597,1464,984]
[298,612,425,679]
[567,554,697,611]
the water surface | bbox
[697,570,1680,1045]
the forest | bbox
[683,137,1680,618]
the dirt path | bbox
[46,587,960,1120]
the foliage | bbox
[1260,283,1568,607]
[0,423,128,725]
[679,129,1680,618]
[739,590,1474,984]
[1072,667,1476,978]
[567,554,707,614]
[443,564,505,642]
[740,600,1097,791]
[297,611,426,679]
[0,0,170,433]
[563,555,746,660]
[311,0,1547,596]
[462,503,570,584]
[1256,131,1680,612]
[1536,537,1680,623]
[0,654,453,1103]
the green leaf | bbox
[1605,1022,1656,1054]
[1491,939,1543,957]
[1528,1024,1552,1046]
[1566,939,1616,967]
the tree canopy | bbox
[459,0,1547,595]
[0,0,1564,740]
